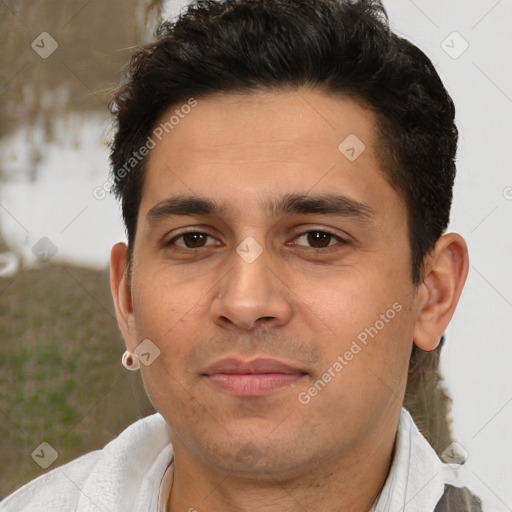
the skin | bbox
[110,89,469,512]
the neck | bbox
[166,413,399,512]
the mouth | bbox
[202,357,308,396]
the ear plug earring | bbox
[122,350,140,371]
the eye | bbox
[168,232,217,249]
[165,229,346,251]
[293,230,345,249]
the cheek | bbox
[309,270,408,339]
[339,303,414,404]
[130,275,192,379]
[131,262,193,333]
[302,268,415,396]
[131,279,202,417]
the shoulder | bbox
[0,413,172,512]
[0,450,101,511]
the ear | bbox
[110,242,137,352]
[413,233,469,352]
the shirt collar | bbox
[370,408,456,512]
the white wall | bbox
[383,1,512,510]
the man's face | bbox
[125,90,422,477]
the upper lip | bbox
[203,357,307,375]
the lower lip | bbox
[206,373,305,396]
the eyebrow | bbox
[146,193,375,226]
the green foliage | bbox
[0,264,154,497]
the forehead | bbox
[150,89,377,163]
[138,89,403,224]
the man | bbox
[1,0,484,510]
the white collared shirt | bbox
[0,408,482,512]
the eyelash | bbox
[165,229,347,252]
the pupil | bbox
[184,233,205,248]
[308,231,330,248]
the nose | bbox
[210,244,294,331]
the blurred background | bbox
[0,0,511,509]
[0,0,168,496]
